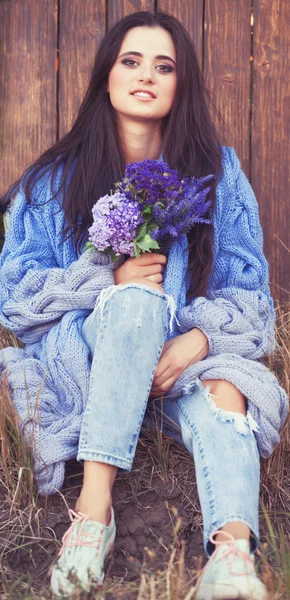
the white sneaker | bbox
[197,530,268,600]
[51,507,116,596]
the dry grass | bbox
[0,326,37,523]
[0,305,289,598]
[260,304,290,512]
[1,526,290,599]
[0,374,35,506]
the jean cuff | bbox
[205,515,259,556]
[77,450,132,472]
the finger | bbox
[153,352,172,382]
[133,253,167,266]
[146,273,163,284]
[139,264,164,277]
[149,390,163,397]
[153,364,172,386]
[150,375,177,396]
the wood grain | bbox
[204,0,251,176]
[108,0,155,27]
[0,0,289,299]
[58,0,106,137]
[252,0,290,301]
[157,0,203,66]
[0,0,57,196]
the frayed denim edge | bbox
[96,283,180,335]
[182,379,259,436]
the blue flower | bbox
[87,161,214,259]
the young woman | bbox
[0,11,288,600]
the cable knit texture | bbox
[0,147,288,494]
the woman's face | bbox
[107,26,177,125]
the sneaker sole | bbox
[197,582,269,600]
[50,538,115,596]
[100,541,115,584]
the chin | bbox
[130,110,166,121]
[116,110,165,126]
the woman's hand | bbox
[114,253,167,288]
[150,328,209,396]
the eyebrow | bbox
[118,51,176,66]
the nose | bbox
[138,62,155,84]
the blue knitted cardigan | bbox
[0,147,288,495]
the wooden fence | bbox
[1,0,289,301]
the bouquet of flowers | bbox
[86,160,214,260]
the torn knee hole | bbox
[202,385,259,436]
[202,379,247,415]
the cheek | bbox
[108,67,127,96]
[107,70,116,94]
[165,79,177,107]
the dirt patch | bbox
[1,430,205,592]
[1,425,290,599]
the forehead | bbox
[119,26,176,59]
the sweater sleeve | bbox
[0,188,115,343]
[177,147,275,359]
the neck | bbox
[118,118,162,164]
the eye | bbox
[121,58,139,67]
[156,64,175,73]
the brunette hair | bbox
[2,11,223,298]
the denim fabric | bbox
[79,284,260,555]
[79,284,168,470]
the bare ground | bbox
[0,309,290,598]
[1,424,290,598]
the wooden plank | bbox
[252,0,290,303]
[108,0,155,27]
[59,0,106,138]
[0,0,57,196]
[204,0,251,176]
[157,0,203,66]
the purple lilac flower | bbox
[120,160,188,205]
[150,175,213,252]
[88,192,143,257]
[87,160,214,259]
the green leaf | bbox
[83,241,96,253]
[142,205,153,216]
[147,223,158,233]
[136,234,160,253]
[134,238,141,258]
[135,222,149,241]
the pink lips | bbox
[131,89,156,98]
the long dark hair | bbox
[2,11,222,298]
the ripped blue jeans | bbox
[78,284,260,555]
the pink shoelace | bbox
[58,509,104,558]
[204,530,255,577]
